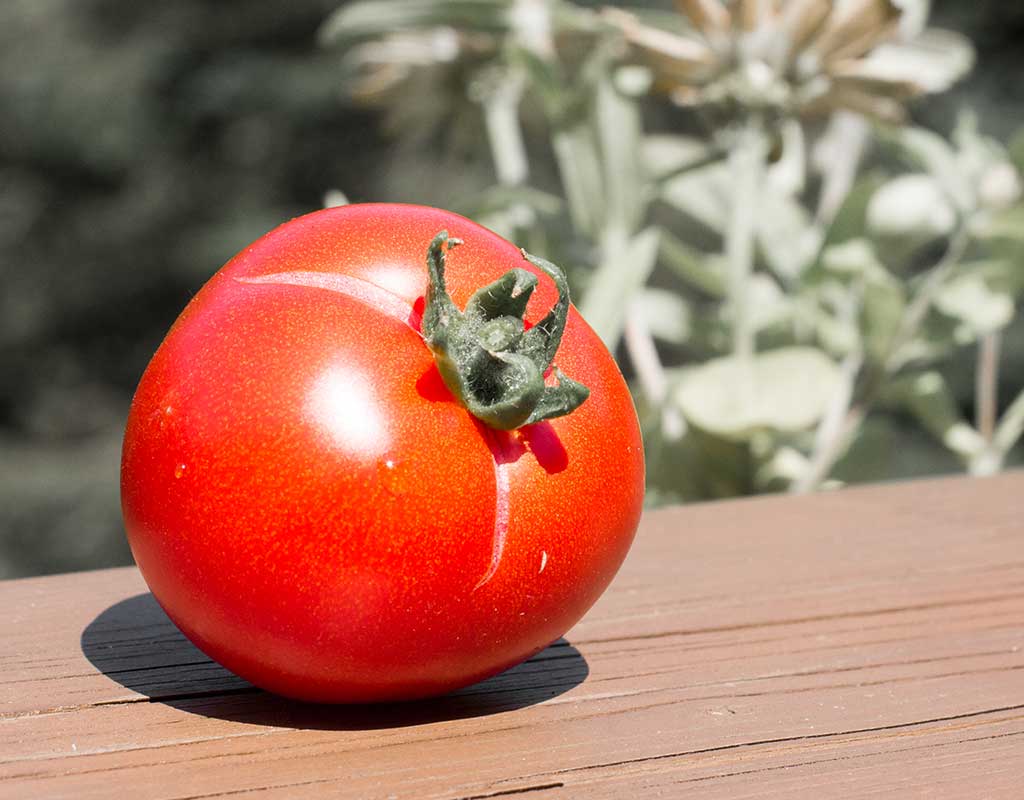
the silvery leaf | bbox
[889,126,971,210]
[660,160,732,234]
[658,231,727,297]
[866,173,956,244]
[821,237,886,278]
[673,347,843,440]
[885,372,986,459]
[597,76,645,234]
[934,274,1015,337]
[741,273,790,333]
[830,29,974,94]
[634,287,691,344]
[642,134,719,182]
[320,0,509,44]
[757,191,822,280]
[579,227,661,348]
[821,239,905,362]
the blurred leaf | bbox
[634,287,691,344]
[766,120,806,197]
[1009,128,1024,176]
[809,296,861,355]
[658,229,726,297]
[887,126,971,211]
[813,112,871,225]
[821,237,885,278]
[823,171,888,246]
[995,388,1024,455]
[902,282,969,364]
[862,274,906,364]
[742,274,790,333]
[323,189,350,208]
[660,160,732,235]
[673,347,843,441]
[833,29,974,95]
[642,419,753,502]
[455,183,563,219]
[973,258,1024,298]
[579,226,660,347]
[893,0,931,38]
[952,110,1004,177]
[934,273,1015,337]
[552,124,605,236]
[884,371,985,459]
[596,75,645,234]
[972,205,1024,247]
[866,173,956,245]
[821,239,905,362]
[755,445,812,491]
[977,163,1023,211]
[613,64,654,97]
[642,134,721,183]
[831,410,963,485]
[320,0,509,45]
[757,192,822,281]
[515,46,566,117]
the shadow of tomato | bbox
[81,593,589,730]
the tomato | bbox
[121,203,644,703]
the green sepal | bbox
[421,231,590,430]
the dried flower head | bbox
[604,0,974,122]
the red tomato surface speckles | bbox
[121,204,644,702]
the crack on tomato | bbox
[474,426,515,592]
[236,271,423,330]
[471,423,567,591]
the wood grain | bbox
[2,473,1023,799]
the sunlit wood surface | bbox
[2,473,1022,799]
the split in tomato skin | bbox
[121,203,645,702]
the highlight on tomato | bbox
[121,203,644,702]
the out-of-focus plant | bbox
[320,0,1024,502]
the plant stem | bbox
[623,300,685,440]
[976,331,1000,443]
[792,344,864,494]
[793,283,864,494]
[885,221,971,373]
[726,122,764,361]
[967,330,1005,476]
[482,74,529,187]
[792,404,866,494]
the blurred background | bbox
[3,0,1024,578]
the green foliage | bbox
[323,0,1024,498]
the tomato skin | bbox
[121,204,644,702]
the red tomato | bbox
[121,204,643,702]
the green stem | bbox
[885,221,971,373]
[726,122,765,361]
[421,231,590,430]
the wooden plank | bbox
[1,473,1023,799]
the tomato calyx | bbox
[422,230,590,431]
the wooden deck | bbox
[2,473,1023,798]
